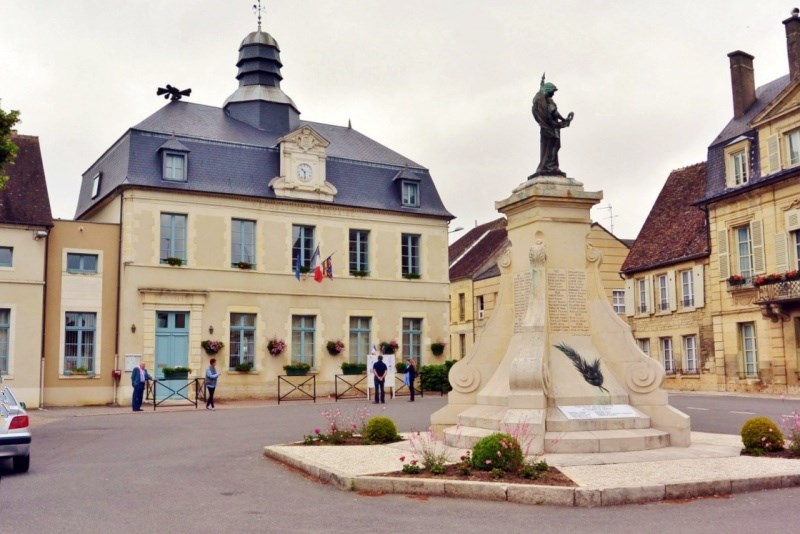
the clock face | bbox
[296,163,313,182]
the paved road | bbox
[2,394,800,533]
[669,392,800,434]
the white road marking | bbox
[730,411,756,415]
[685,406,709,411]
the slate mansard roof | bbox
[622,162,708,274]
[0,134,53,227]
[74,26,453,221]
[703,75,791,202]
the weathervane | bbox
[253,0,265,32]
[156,84,192,101]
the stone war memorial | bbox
[432,76,690,454]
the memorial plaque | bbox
[559,404,638,420]
[513,271,532,333]
[547,269,589,333]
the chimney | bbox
[728,50,756,118]
[784,8,800,80]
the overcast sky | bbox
[0,1,796,240]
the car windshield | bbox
[0,387,18,406]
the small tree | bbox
[0,104,21,190]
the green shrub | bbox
[741,416,785,453]
[470,433,524,472]
[364,416,401,444]
[419,360,456,393]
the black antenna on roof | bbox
[156,84,191,101]
[253,0,265,31]
[348,118,352,129]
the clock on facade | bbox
[296,163,313,182]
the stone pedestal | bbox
[432,175,690,454]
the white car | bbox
[0,377,31,473]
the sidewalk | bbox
[264,431,800,507]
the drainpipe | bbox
[39,227,50,409]
[112,193,124,406]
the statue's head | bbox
[540,82,557,96]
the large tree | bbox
[0,103,21,190]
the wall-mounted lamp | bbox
[33,230,48,240]
[131,324,136,333]
[208,325,214,334]
[448,226,465,234]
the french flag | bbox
[311,245,323,283]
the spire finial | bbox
[253,1,265,32]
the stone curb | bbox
[263,445,800,507]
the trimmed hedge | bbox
[419,360,456,393]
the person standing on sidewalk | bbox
[131,361,152,412]
[405,357,417,402]
[205,358,220,411]
[372,355,387,404]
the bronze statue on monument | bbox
[531,73,574,177]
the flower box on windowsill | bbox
[402,272,421,280]
[165,257,184,267]
[283,363,311,376]
[350,270,370,278]
[235,261,253,270]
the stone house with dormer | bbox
[698,11,800,394]
[0,134,53,407]
[65,23,453,405]
[621,163,713,391]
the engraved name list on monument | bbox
[547,269,589,333]
[513,271,532,333]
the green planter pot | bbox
[285,368,308,376]
[163,371,189,380]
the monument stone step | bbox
[545,406,651,432]
[443,424,495,449]
[544,428,671,454]
[454,405,508,430]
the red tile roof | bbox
[449,218,508,281]
[0,134,53,226]
[621,162,708,274]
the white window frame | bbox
[66,252,99,274]
[724,138,751,187]
[740,322,758,377]
[160,213,187,264]
[349,316,371,365]
[657,274,669,312]
[401,181,420,207]
[637,338,650,357]
[91,173,101,199]
[680,269,694,308]
[402,317,422,362]
[612,290,625,313]
[0,246,12,268]
[637,278,648,314]
[163,152,188,182]
[0,307,10,376]
[229,313,256,370]
[660,337,674,374]
[64,312,97,374]
[231,219,256,267]
[683,335,698,374]
[788,128,800,167]
[292,315,316,367]
[476,295,485,319]
[349,229,370,274]
[735,225,754,279]
[401,233,421,277]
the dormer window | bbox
[91,173,101,199]
[732,150,748,185]
[724,137,750,188]
[402,181,419,207]
[157,138,191,182]
[163,152,187,182]
[788,128,800,167]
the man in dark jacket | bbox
[372,355,388,404]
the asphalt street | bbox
[1,394,800,533]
